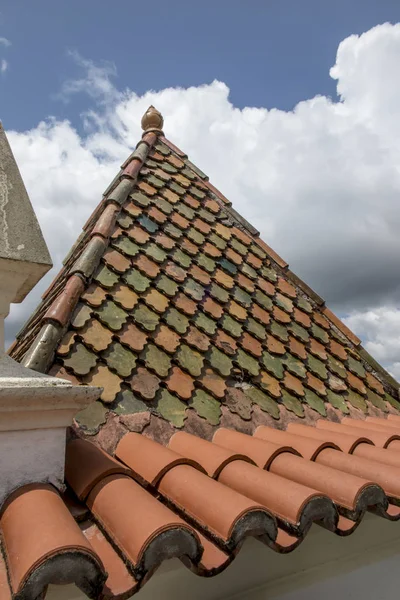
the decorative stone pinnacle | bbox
[141,105,164,132]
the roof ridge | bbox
[16,109,163,372]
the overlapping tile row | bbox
[2,416,400,600]
[10,136,399,435]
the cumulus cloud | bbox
[0,37,10,47]
[5,23,400,376]
[1,59,8,73]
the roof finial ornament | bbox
[141,105,164,133]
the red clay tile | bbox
[167,154,185,168]
[247,253,262,270]
[113,283,138,310]
[193,218,211,235]
[309,338,327,360]
[185,326,210,352]
[138,180,157,196]
[252,304,270,325]
[127,225,150,245]
[205,198,220,213]
[366,372,385,395]
[104,249,131,273]
[313,312,330,330]
[347,372,367,395]
[283,372,305,396]
[0,484,104,596]
[167,367,195,400]
[228,301,247,322]
[44,275,85,327]
[120,322,148,352]
[184,194,201,209]
[293,307,312,328]
[165,261,186,282]
[232,226,251,246]
[272,306,291,324]
[154,325,180,353]
[174,293,197,316]
[215,223,231,241]
[171,212,190,230]
[80,319,113,352]
[215,269,234,289]
[204,242,222,258]
[277,278,297,298]
[214,330,238,356]
[203,297,224,319]
[306,373,326,396]
[130,367,160,400]
[190,264,211,285]
[135,255,160,279]
[162,188,179,204]
[241,332,263,357]
[57,330,76,356]
[148,206,168,224]
[329,339,347,361]
[289,336,307,360]
[237,273,255,293]
[181,238,198,256]
[144,289,169,313]
[266,334,286,355]
[85,365,122,403]
[82,284,107,307]
[257,278,275,296]
[200,369,226,398]
[92,203,119,239]
[155,232,176,249]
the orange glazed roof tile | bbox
[3,106,400,598]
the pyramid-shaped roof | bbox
[4,107,400,600]
[9,106,400,445]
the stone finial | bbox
[141,106,164,132]
[0,123,52,352]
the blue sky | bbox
[3,5,400,374]
[1,0,400,131]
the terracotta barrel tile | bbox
[213,429,297,470]
[87,474,201,572]
[116,433,204,486]
[158,464,276,544]
[82,522,138,598]
[287,423,371,454]
[92,204,120,238]
[352,443,400,470]
[255,426,339,461]
[269,452,376,511]
[388,414,400,424]
[366,417,400,432]
[345,417,400,435]
[218,460,334,527]
[315,448,400,499]
[1,484,105,596]
[0,553,11,600]
[169,431,254,478]
[316,420,400,448]
[66,439,131,500]
[44,275,85,327]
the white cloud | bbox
[1,59,8,73]
[0,37,10,47]
[5,23,400,377]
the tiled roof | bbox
[9,108,400,442]
[2,417,400,599]
[4,106,400,599]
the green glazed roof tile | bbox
[94,264,119,288]
[96,300,128,331]
[208,346,233,377]
[103,342,137,377]
[194,312,217,335]
[236,349,260,376]
[326,389,349,414]
[307,355,328,380]
[64,343,97,375]
[304,389,326,416]
[177,344,204,376]
[281,390,304,417]
[245,385,280,418]
[143,344,171,377]
[191,390,221,425]
[165,308,190,334]
[132,304,160,331]
[123,268,151,293]
[261,351,284,379]
[114,389,149,415]
[157,389,187,428]
[113,236,140,257]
